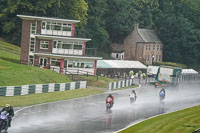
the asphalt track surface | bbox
[7,81,200,133]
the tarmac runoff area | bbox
[5,81,200,133]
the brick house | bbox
[17,15,102,75]
[124,24,163,65]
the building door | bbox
[39,58,47,67]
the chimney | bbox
[134,23,139,30]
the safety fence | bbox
[0,81,87,96]
[181,74,200,81]
[108,79,134,90]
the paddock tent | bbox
[97,60,147,77]
[97,60,147,69]
[182,69,198,74]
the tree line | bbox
[0,0,199,68]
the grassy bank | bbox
[0,51,71,86]
[120,105,200,133]
[0,88,104,107]
[76,75,116,88]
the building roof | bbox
[17,15,80,23]
[35,35,91,42]
[34,52,102,60]
[110,43,124,53]
[97,60,147,69]
[138,29,162,43]
[182,69,198,74]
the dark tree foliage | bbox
[154,0,200,67]
[0,0,87,45]
[84,0,109,50]
[105,0,139,43]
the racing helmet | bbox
[132,90,135,93]
[5,104,10,108]
[109,94,112,97]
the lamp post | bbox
[152,54,155,65]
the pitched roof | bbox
[110,43,124,53]
[97,60,147,69]
[138,29,162,43]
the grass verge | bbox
[75,75,116,88]
[120,105,200,133]
[0,88,105,107]
[0,51,71,86]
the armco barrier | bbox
[0,81,87,96]
[108,79,134,90]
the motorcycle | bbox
[159,90,165,102]
[106,97,113,110]
[0,111,9,133]
[129,94,137,104]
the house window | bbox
[46,22,51,30]
[63,23,72,31]
[31,23,36,34]
[53,41,57,48]
[51,58,60,67]
[149,44,151,50]
[153,44,155,50]
[157,45,159,50]
[40,41,49,49]
[74,45,82,50]
[29,38,35,52]
[146,44,149,50]
[147,55,149,61]
[42,22,46,29]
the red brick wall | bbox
[124,24,144,60]
[20,20,34,64]
[37,20,41,34]
[35,38,52,53]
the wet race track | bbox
[8,81,200,133]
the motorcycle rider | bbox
[129,90,137,103]
[129,90,137,99]
[0,104,14,127]
[159,85,166,100]
[106,94,114,107]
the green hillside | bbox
[0,50,71,87]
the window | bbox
[29,38,35,52]
[57,41,62,48]
[157,45,159,50]
[51,58,60,66]
[74,45,82,50]
[42,22,46,29]
[53,41,57,48]
[153,44,155,50]
[63,44,73,49]
[40,41,49,49]
[46,22,51,30]
[63,23,72,31]
[146,44,149,50]
[149,44,151,50]
[31,23,36,34]
[54,23,62,31]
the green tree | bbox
[0,0,88,45]
[84,0,109,50]
[105,0,140,43]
